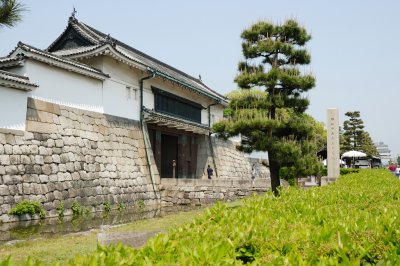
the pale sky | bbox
[1,0,399,156]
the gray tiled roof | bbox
[0,56,21,63]
[48,17,227,103]
[0,56,24,68]
[51,45,102,57]
[52,44,145,67]
[0,69,38,90]
[19,43,108,78]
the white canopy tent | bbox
[341,150,367,158]
[341,150,368,168]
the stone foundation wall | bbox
[0,98,159,222]
[160,178,271,206]
[212,137,270,179]
[0,98,271,223]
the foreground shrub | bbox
[4,169,400,265]
[9,200,45,219]
[64,169,400,265]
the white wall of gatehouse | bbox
[0,85,27,130]
[23,61,104,112]
[3,56,224,128]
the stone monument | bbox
[327,109,340,181]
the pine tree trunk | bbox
[269,156,281,196]
[268,105,280,196]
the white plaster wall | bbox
[143,87,155,110]
[101,57,140,86]
[23,61,104,112]
[78,57,104,73]
[201,109,208,125]
[199,103,225,126]
[102,79,140,120]
[0,85,28,130]
[209,105,224,126]
[4,57,225,124]
[85,57,141,120]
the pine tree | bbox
[0,0,25,28]
[342,111,364,151]
[213,20,318,194]
[341,111,378,157]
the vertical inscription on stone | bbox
[327,109,339,180]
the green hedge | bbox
[5,169,400,265]
[320,167,359,177]
[340,168,360,175]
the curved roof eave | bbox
[147,68,223,102]
[54,43,148,72]
[10,43,109,81]
[0,70,38,91]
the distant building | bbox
[375,141,391,165]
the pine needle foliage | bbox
[342,111,364,151]
[341,111,378,156]
[0,0,25,28]
[213,19,320,194]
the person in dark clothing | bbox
[207,165,213,179]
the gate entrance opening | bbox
[160,134,178,178]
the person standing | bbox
[207,165,213,179]
[251,164,257,180]
[389,162,397,174]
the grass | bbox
[5,170,398,265]
[0,207,210,265]
[0,233,98,265]
[109,208,206,234]
[109,201,242,234]
[63,169,400,265]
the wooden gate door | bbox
[161,134,178,178]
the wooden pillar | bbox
[155,130,162,174]
[190,136,198,179]
[178,135,186,178]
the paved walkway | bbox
[97,230,164,247]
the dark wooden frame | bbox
[152,86,203,123]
